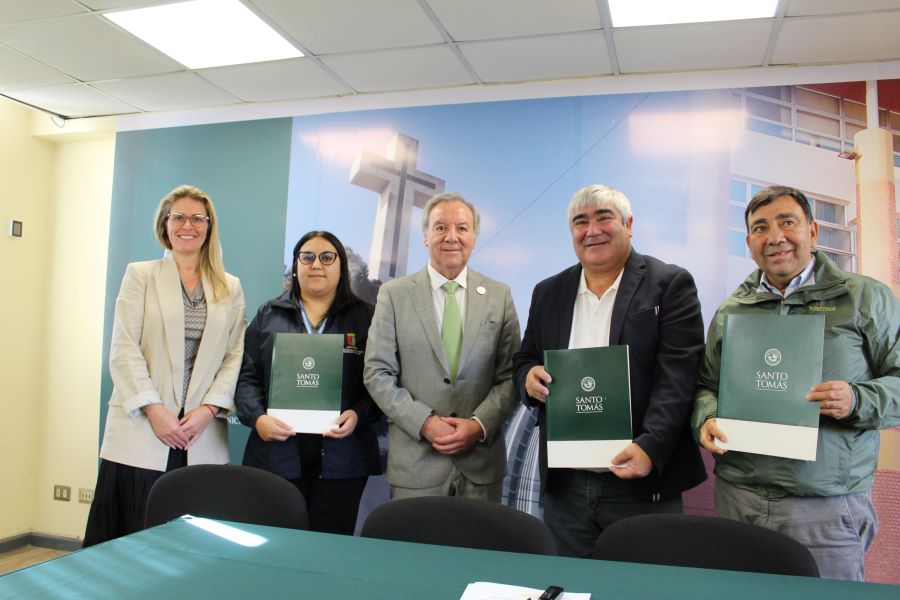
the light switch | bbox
[8,220,22,238]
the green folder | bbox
[717,314,824,460]
[267,333,342,434]
[544,345,632,469]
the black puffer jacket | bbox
[236,291,382,479]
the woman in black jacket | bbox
[236,230,381,534]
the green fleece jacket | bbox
[693,250,900,498]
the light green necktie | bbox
[441,281,462,380]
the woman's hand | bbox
[323,409,358,439]
[143,404,190,449]
[255,414,295,442]
[179,406,216,448]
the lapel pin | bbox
[476,286,486,295]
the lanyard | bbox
[297,299,327,334]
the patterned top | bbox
[182,281,207,403]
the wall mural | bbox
[278,86,897,582]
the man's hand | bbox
[179,406,216,448]
[431,417,482,455]
[255,414,295,442]
[610,442,653,479]
[807,380,853,420]
[324,409,358,439]
[144,403,190,449]
[420,414,455,444]
[525,365,552,402]
[699,417,728,455]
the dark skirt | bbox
[82,448,186,548]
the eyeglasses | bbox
[297,251,337,266]
[168,212,210,228]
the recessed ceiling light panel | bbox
[609,0,778,28]
[105,0,303,69]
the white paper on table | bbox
[460,582,590,600]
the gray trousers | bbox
[714,478,877,581]
[391,463,502,502]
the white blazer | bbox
[99,257,247,471]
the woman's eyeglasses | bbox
[168,212,210,228]
[297,251,337,265]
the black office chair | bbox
[145,464,309,530]
[592,513,819,577]
[361,496,556,555]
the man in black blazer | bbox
[513,184,707,557]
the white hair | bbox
[421,192,481,236]
[566,185,632,225]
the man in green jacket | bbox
[693,185,900,580]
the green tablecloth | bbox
[1,517,897,599]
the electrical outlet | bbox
[79,488,94,504]
[53,485,71,502]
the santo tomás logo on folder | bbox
[297,355,319,385]
[717,314,824,461]
[544,345,632,469]
[268,333,342,434]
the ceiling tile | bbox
[773,12,900,64]
[252,0,443,54]
[785,0,900,17]
[5,82,138,118]
[1,2,897,120]
[0,46,74,90]
[199,58,347,102]
[428,0,602,40]
[0,14,181,81]
[0,0,87,25]
[91,72,242,112]
[461,32,611,83]
[79,1,166,9]
[615,21,773,73]
[322,45,474,92]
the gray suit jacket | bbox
[364,267,520,488]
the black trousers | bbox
[288,475,368,535]
[285,433,368,535]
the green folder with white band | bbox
[544,345,632,469]
[268,333,342,434]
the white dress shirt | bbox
[569,267,624,349]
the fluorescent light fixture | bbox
[105,0,302,69]
[608,0,778,28]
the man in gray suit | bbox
[364,192,520,501]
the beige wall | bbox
[0,98,115,541]
[0,100,54,539]
[32,136,114,538]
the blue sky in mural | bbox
[286,90,742,323]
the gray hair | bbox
[421,192,481,236]
[566,185,632,225]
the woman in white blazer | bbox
[83,185,247,546]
